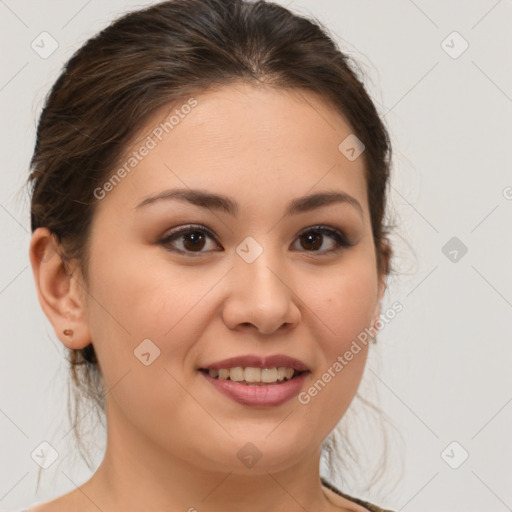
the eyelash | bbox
[158,224,354,257]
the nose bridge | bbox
[223,234,300,333]
[235,234,287,298]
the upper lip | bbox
[200,354,310,372]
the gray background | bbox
[1,1,511,511]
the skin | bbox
[29,82,388,512]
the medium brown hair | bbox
[28,0,396,491]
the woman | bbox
[24,0,396,510]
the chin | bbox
[193,433,318,475]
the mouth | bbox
[198,367,308,386]
[198,354,311,406]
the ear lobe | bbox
[29,227,91,350]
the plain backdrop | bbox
[1,1,511,511]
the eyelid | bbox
[291,225,354,255]
[166,223,218,240]
[295,224,353,246]
[159,223,354,256]
[159,223,221,256]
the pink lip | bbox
[200,354,310,372]
[200,370,310,407]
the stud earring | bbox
[63,328,74,336]
[370,336,377,344]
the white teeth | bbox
[261,368,277,383]
[218,368,230,380]
[229,367,244,382]
[276,367,287,380]
[244,367,261,382]
[206,366,299,383]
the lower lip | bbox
[200,371,309,407]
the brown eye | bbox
[160,225,220,256]
[293,226,352,253]
[299,232,323,251]
[181,231,206,251]
[160,224,352,257]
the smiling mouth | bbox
[198,367,307,386]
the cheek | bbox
[82,249,209,428]
[84,242,224,380]
[295,253,379,401]
[304,256,379,350]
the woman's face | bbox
[74,83,385,473]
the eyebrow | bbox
[136,188,363,218]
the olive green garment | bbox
[321,477,396,512]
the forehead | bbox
[96,82,369,216]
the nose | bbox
[222,245,301,335]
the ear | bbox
[29,227,91,350]
[369,240,391,332]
